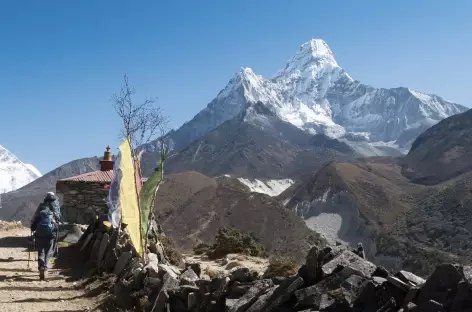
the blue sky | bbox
[0,0,471,173]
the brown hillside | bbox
[155,173,325,260]
[280,157,472,275]
[401,108,472,184]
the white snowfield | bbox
[176,39,467,156]
[237,178,294,197]
[0,145,41,193]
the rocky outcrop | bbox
[75,218,472,312]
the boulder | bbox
[185,262,202,278]
[230,266,258,283]
[228,279,274,312]
[321,250,376,278]
[114,251,132,275]
[372,266,390,278]
[258,275,304,312]
[145,253,160,278]
[415,299,446,312]
[245,287,277,312]
[180,268,199,286]
[96,233,110,266]
[304,245,321,284]
[150,273,180,312]
[451,280,472,312]
[158,264,179,279]
[416,264,463,306]
[396,270,426,287]
[387,275,410,292]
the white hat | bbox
[47,192,55,197]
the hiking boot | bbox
[39,268,45,281]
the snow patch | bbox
[238,178,294,197]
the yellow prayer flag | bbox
[118,138,143,256]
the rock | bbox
[186,262,202,278]
[61,224,84,244]
[145,253,160,278]
[372,266,390,278]
[321,250,377,278]
[211,276,230,299]
[114,251,132,275]
[228,281,253,299]
[295,267,356,309]
[416,264,463,306]
[144,277,162,288]
[245,287,276,312]
[403,286,420,308]
[180,268,199,286]
[304,245,321,285]
[158,264,179,279]
[79,233,94,252]
[387,275,410,292]
[396,270,426,286]
[405,302,418,311]
[373,276,388,286]
[228,279,274,312]
[96,233,110,266]
[187,292,197,310]
[376,297,396,312]
[258,275,304,312]
[226,298,239,310]
[150,273,180,312]
[340,274,367,305]
[416,299,446,312]
[462,266,472,285]
[451,280,472,311]
[353,280,378,311]
[230,267,258,283]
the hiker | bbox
[30,202,58,280]
[34,192,61,222]
[356,242,366,259]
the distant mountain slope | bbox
[145,102,356,179]
[0,157,100,223]
[278,155,472,276]
[147,39,466,159]
[401,108,472,184]
[154,172,326,259]
[0,145,41,193]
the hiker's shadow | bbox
[0,236,30,249]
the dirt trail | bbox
[0,227,99,312]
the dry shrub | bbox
[0,221,23,232]
[157,235,184,267]
[206,227,268,259]
[263,256,299,279]
[204,266,224,279]
[193,243,211,255]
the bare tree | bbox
[111,74,169,160]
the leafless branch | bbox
[111,74,170,158]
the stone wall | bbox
[74,217,472,312]
[56,181,109,224]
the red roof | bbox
[59,170,114,182]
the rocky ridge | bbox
[76,217,472,312]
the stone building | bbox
[56,147,114,224]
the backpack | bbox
[35,209,56,238]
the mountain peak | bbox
[300,39,337,64]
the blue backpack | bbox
[35,209,56,238]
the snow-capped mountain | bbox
[169,39,467,156]
[0,145,41,193]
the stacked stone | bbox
[77,220,472,312]
[59,181,109,224]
